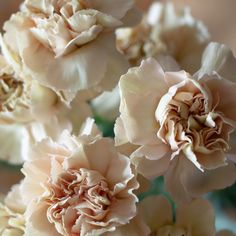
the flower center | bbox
[157,80,232,156]
[45,168,112,235]
[29,0,119,57]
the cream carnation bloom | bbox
[111,196,216,236]
[115,50,236,202]
[116,2,209,73]
[1,0,136,100]
[0,55,91,164]
[17,118,138,236]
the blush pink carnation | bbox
[18,118,138,236]
[115,44,236,202]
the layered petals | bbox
[19,119,138,236]
[116,2,209,73]
[1,0,137,99]
[115,57,236,202]
[0,55,91,164]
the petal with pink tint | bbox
[25,201,59,236]
[119,58,167,145]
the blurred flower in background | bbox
[135,0,236,55]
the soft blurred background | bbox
[136,0,236,54]
[0,0,235,233]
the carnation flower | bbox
[115,51,236,202]
[1,0,137,99]
[112,196,216,236]
[92,2,209,121]
[18,118,138,236]
[116,2,209,73]
[0,55,91,164]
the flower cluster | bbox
[0,1,236,236]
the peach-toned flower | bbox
[17,118,138,236]
[0,55,91,164]
[1,0,137,100]
[115,53,236,202]
[116,2,209,73]
[0,185,26,236]
[112,196,216,236]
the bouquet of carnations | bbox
[0,0,235,235]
